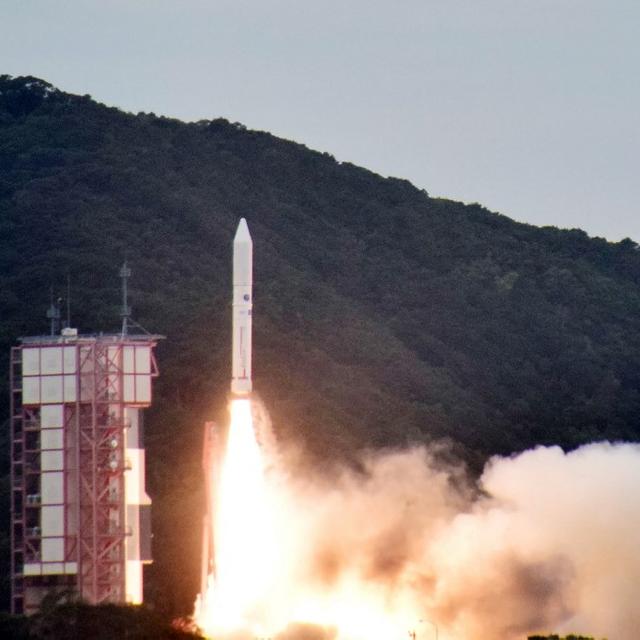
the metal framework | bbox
[77,341,127,604]
[10,346,25,614]
[10,335,159,614]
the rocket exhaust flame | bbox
[195,398,278,635]
[193,399,422,640]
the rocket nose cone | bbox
[234,218,252,243]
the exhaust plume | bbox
[196,401,640,640]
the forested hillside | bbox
[1,75,639,614]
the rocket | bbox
[231,218,253,396]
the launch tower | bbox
[9,275,161,614]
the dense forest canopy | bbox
[0,74,639,614]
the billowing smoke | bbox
[318,441,640,639]
[200,401,640,640]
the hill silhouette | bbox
[1,74,639,614]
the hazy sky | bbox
[2,1,638,241]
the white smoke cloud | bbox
[280,441,640,640]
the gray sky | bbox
[2,0,638,241]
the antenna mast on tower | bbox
[120,261,131,337]
[46,286,61,336]
[65,272,72,329]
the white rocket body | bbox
[231,218,253,396]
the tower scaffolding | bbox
[10,330,161,614]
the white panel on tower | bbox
[41,429,63,450]
[135,376,151,403]
[41,347,62,374]
[63,375,77,402]
[63,346,77,373]
[42,538,65,562]
[135,346,151,374]
[126,560,143,604]
[41,472,64,504]
[22,377,40,404]
[41,376,63,403]
[41,506,64,536]
[22,348,40,375]
[23,564,42,576]
[123,346,135,373]
[42,562,64,575]
[126,408,139,445]
[123,375,135,402]
[41,451,64,472]
[125,450,142,503]
[41,404,64,428]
